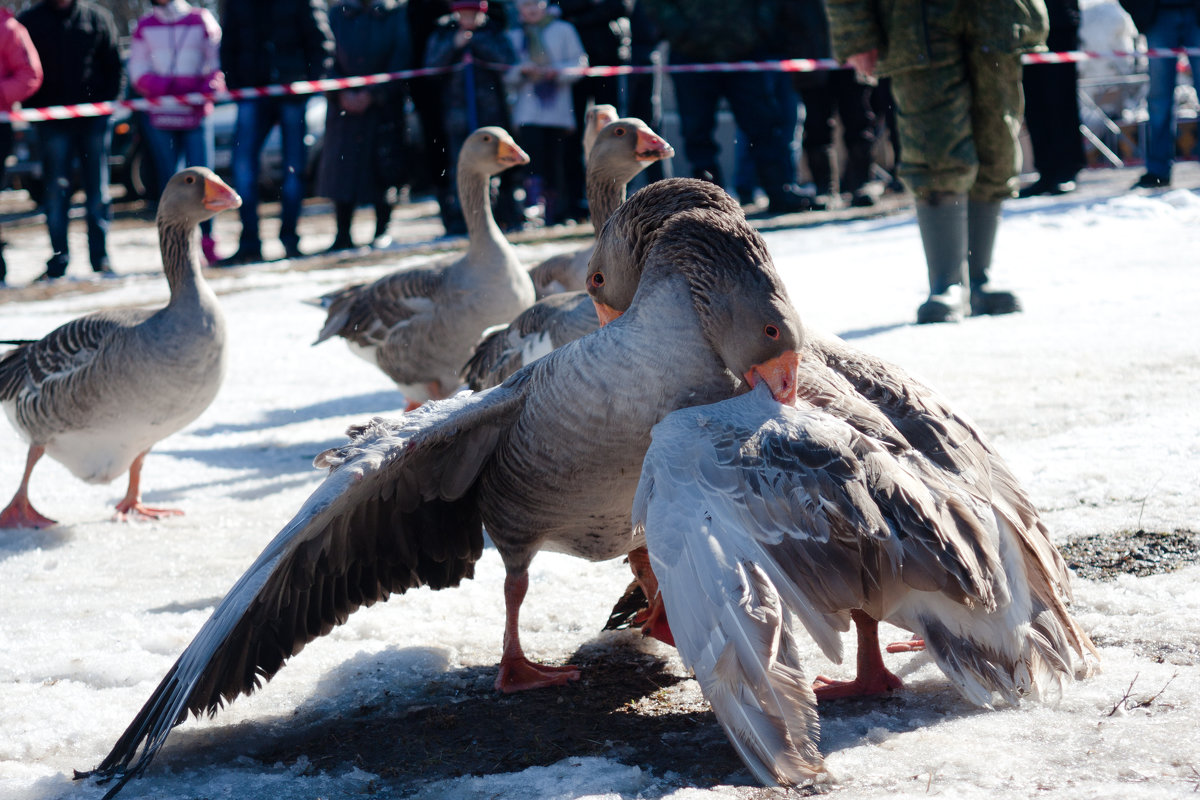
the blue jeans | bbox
[230,96,308,252]
[144,116,216,237]
[671,68,797,201]
[1144,8,1200,177]
[39,116,112,274]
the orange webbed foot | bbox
[885,638,926,654]
[495,656,581,693]
[114,502,185,522]
[0,498,57,529]
[812,669,904,701]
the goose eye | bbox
[764,324,780,340]
[184,175,195,184]
[613,127,626,136]
[589,272,605,288]
[482,134,493,142]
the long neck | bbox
[586,170,628,232]
[458,166,504,255]
[158,217,208,306]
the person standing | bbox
[641,0,819,214]
[318,0,413,252]
[1019,0,1086,196]
[1119,0,1200,188]
[553,0,631,220]
[827,0,1048,323]
[218,0,335,265]
[424,1,519,234]
[506,0,587,226]
[18,0,122,281]
[0,7,43,287]
[128,0,225,265]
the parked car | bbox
[2,95,327,204]
[2,105,155,204]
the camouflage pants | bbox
[890,49,1024,202]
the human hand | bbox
[339,89,371,114]
[845,50,879,83]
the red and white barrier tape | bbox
[2,47,1196,124]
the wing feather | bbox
[83,387,523,795]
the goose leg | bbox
[626,546,675,646]
[813,609,904,700]
[113,450,184,521]
[494,570,581,693]
[0,446,57,529]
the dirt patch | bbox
[255,642,804,796]
[1059,529,1200,581]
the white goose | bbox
[0,167,240,528]
[314,127,536,409]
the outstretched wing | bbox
[83,384,525,797]
[462,291,599,390]
[313,265,446,349]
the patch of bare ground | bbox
[256,640,815,797]
[1059,529,1200,581]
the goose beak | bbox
[636,130,674,162]
[203,177,242,212]
[592,299,623,326]
[497,139,531,167]
[745,350,800,406]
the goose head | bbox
[459,126,530,178]
[586,177,744,325]
[587,117,674,188]
[157,167,241,228]
[639,209,803,405]
[581,104,620,162]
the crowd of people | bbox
[1,0,1197,322]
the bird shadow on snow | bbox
[191,389,406,438]
[84,632,990,797]
[0,523,73,560]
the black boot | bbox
[327,202,356,252]
[914,192,968,324]
[967,199,1021,316]
[806,145,834,197]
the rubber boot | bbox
[914,192,969,324]
[967,199,1022,316]
[328,202,356,252]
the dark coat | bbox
[553,0,632,66]
[423,15,517,147]
[220,0,336,89]
[318,0,413,201]
[18,0,121,108]
[640,0,781,62]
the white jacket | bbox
[505,19,587,130]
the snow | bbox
[2,172,1200,800]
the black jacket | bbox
[220,0,336,90]
[18,0,122,108]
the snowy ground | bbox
[1,167,1199,800]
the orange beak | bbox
[203,176,242,212]
[636,130,674,162]
[744,350,800,406]
[497,139,531,167]
[592,299,623,326]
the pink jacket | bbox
[0,8,43,111]
[128,0,223,130]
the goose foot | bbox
[885,638,926,654]
[813,609,904,700]
[494,656,581,693]
[113,502,185,522]
[627,546,676,646]
[812,669,904,700]
[0,496,57,529]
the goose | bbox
[80,180,802,798]
[634,380,1096,786]
[594,226,1098,697]
[462,115,673,390]
[313,127,537,409]
[0,167,240,529]
[526,109,673,299]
